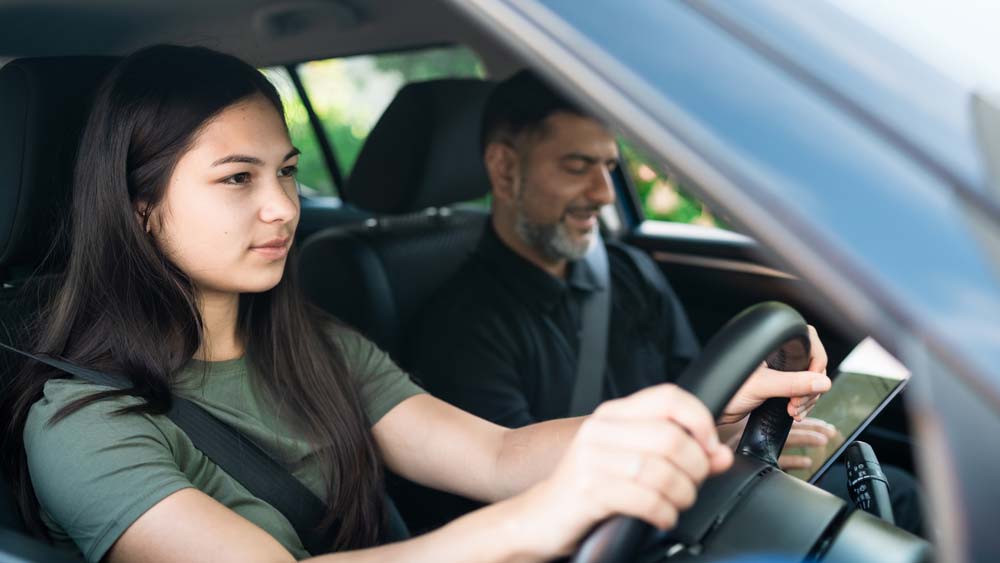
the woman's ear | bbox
[484,141,521,204]
[135,202,154,234]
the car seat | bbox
[0,56,118,559]
[298,78,495,359]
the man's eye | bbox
[564,163,589,175]
[278,165,299,178]
[223,172,252,185]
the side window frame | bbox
[283,64,345,191]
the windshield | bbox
[832,0,1000,95]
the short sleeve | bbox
[334,331,425,425]
[24,381,193,562]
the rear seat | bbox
[0,56,118,560]
[298,78,495,360]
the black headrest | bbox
[343,78,495,214]
[0,57,118,274]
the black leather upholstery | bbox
[0,57,117,279]
[300,209,487,357]
[0,58,116,544]
[341,79,494,214]
[299,79,495,359]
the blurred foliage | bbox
[269,47,722,231]
[264,46,485,196]
[619,140,726,229]
[373,47,486,84]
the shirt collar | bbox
[477,223,601,312]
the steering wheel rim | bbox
[571,301,810,563]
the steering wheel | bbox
[571,301,811,563]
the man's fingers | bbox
[790,417,837,437]
[784,428,830,448]
[778,455,814,470]
[788,395,821,419]
[750,369,830,402]
[807,325,828,374]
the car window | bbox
[263,46,486,197]
[621,140,727,229]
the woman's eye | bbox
[278,165,299,178]
[223,172,252,185]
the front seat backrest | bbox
[299,79,495,358]
[0,57,118,285]
[0,56,118,536]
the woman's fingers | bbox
[594,384,722,457]
[580,417,711,484]
[540,382,742,542]
[589,477,681,531]
[592,448,699,512]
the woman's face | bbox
[148,94,300,297]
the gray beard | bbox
[513,205,593,263]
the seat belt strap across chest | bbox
[0,341,339,554]
[567,233,612,417]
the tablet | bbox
[777,337,911,484]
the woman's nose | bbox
[259,179,299,223]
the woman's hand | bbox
[719,325,831,425]
[512,384,733,559]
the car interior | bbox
[0,1,932,561]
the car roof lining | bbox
[0,0,522,74]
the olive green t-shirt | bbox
[23,330,424,562]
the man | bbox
[408,70,921,534]
[410,69,823,429]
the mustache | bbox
[563,204,603,217]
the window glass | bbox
[620,140,727,229]
[291,46,487,196]
[260,67,333,196]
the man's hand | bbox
[777,417,841,470]
[719,325,831,425]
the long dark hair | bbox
[0,45,384,551]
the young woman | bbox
[1,45,828,562]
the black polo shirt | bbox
[407,224,700,428]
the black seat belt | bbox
[0,341,408,554]
[568,232,611,417]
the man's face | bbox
[508,112,619,262]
